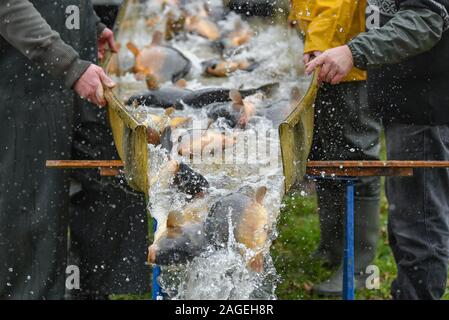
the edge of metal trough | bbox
[279,71,318,194]
[102,0,150,194]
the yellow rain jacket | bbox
[289,0,367,82]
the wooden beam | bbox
[307,161,449,168]
[46,160,449,178]
[307,167,414,177]
[47,160,449,169]
[99,167,122,177]
[46,160,124,169]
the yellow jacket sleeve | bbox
[290,0,365,53]
[289,0,367,82]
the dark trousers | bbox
[310,82,382,268]
[385,123,449,299]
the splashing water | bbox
[111,0,311,300]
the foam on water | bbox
[112,0,310,300]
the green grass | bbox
[272,186,449,300]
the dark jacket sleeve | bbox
[0,0,91,88]
[93,10,107,36]
[348,6,445,70]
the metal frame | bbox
[343,179,355,300]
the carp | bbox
[127,86,191,109]
[148,209,207,265]
[173,161,210,198]
[259,86,304,127]
[126,31,191,84]
[148,163,210,265]
[207,90,258,129]
[164,1,228,40]
[185,15,221,41]
[204,187,269,272]
[131,106,190,146]
[148,108,191,132]
[216,20,253,52]
[202,58,258,77]
[177,127,237,159]
[151,159,210,198]
[126,83,278,110]
[148,186,270,273]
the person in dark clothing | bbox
[0,0,116,299]
[68,1,151,297]
[93,3,121,29]
[68,99,151,299]
[306,0,449,299]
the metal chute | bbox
[279,72,318,193]
[103,0,318,196]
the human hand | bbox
[98,28,118,60]
[305,45,353,85]
[303,51,322,65]
[73,64,116,106]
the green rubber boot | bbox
[313,198,380,297]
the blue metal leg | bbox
[152,218,163,300]
[343,180,355,300]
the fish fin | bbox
[148,245,157,264]
[201,119,214,137]
[290,86,303,105]
[230,89,243,107]
[243,59,260,72]
[151,30,164,46]
[126,42,140,56]
[160,126,174,152]
[131,100,139,108]
[167,212,180,228]
[188,16,198,24]
[164,107,176,117]
[255,186,268,204]
[175,78,187,88]
[146,127,161,145]
[255,83,279,97]
[199,3,210,16]
[146,74,160,89]
[248,253,264,273]
[146,16,160,27]
[167,226,183,238]
[170,117,192,128]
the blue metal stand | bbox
[152,218,163,300]
[309,176,356,300]
[343,180,355,300]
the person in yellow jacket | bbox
[289,0,381,296]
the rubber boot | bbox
[311,180,345,268]
[313,198,380,297]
